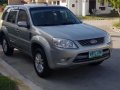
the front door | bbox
[89,0,96,14]
[16,9,31,52]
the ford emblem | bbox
[90,39,97,44]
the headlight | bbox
[53,38,78,49]
[106,33,111,43]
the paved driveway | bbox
[0,20,120,90]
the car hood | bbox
[36,24,107,40]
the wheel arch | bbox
[31,36,54,69]
[31,42,53,68]
[31,42,45,57]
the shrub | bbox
[0,0,7,5]
[3,3,7,8]
[113,22,120,29]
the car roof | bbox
[6,4,65,10]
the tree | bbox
[98,0,120,16]
[0,0,7,5]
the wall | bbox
[35,0,46,3]
[8,0,112,16]
[82,0,89,16]
[60,0,67,7]
[8,0,21,5]
[85,0,89,15]
[8,0,46,5]
[24,0,32,3]
[96,1,112,14]
[44,0,82,16]
[67,0,82,16]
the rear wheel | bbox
[33,48,50,77]
[2,36,14,56]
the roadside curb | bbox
[0,58,43,90]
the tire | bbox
[2,36,14,56]
[89,61,103,66]
[33,48,50,77]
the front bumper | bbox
[49,43,111,69]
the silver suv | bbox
[0,4,112,77]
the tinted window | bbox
[2,8,11,20]
[7,10,17,23]
[30,7,81,26]
[2,10,8,20]
[17,10,28,22]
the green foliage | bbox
[98,0,120,9]
[3,3,7,8]
[79,12,119,20]
[113,22,120,28]
[98,0,120,18]
[0,76,18,90]
[0,0,7,5]
[109,0,120,9]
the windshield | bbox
[30,7,81,26]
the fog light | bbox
[60,59,66,62]
[60,58,71,63]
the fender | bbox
[31,35,54,68]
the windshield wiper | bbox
[38,23,61,26]
[61,22,77,25]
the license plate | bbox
[89,50,103,59]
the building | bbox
[48,0,112,16]
[8,0,112,16]
[8,0,46,4]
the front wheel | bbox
[33,48,50,77]
[2,37,14,56]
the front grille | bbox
[78,37,104,46]
[73,49,110,63]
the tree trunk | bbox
[118,8,120,23]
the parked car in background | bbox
[0,4,112,77]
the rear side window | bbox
[7,10,17,23]
[2,8,10,20]
[2,11,8,20]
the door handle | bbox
[16,29,20,32]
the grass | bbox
[113,22,120,29]
[79,13,119,20]
[0,75,19,90]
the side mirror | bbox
[17,21,30,28]
[79,19,83,23]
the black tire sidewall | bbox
[33,48,50,77]
[2,37,14,56]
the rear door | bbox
[6,9,19,47]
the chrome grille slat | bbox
[78,37,104,46]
